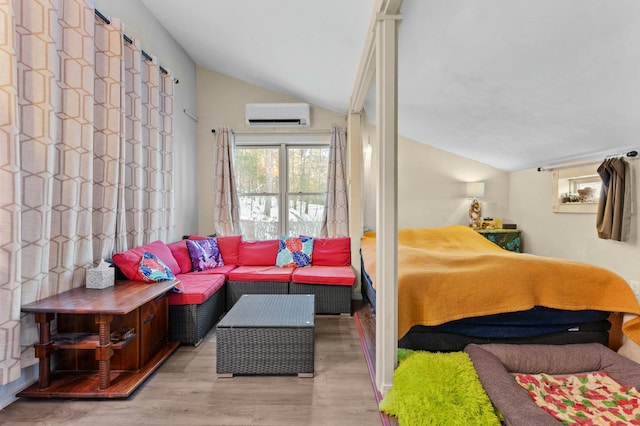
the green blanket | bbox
[379,349,501,426]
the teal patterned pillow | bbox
[276,236,314,267]
[139,252,175,282]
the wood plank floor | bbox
[0,310,382,425]
[353,302,399,426]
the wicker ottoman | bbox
[216,294,315,377]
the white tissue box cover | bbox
[86,267,115,289]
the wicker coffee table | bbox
[216,294,315,377]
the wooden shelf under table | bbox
[17,340,178,399]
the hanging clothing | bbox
[596,157,631,241]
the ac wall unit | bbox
[245,103,310,127]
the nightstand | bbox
[477,229,522,252]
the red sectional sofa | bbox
[111,235,355,346]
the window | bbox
[552,163,601,213]
[235,135,329,239]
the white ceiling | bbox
[143,0,640,172]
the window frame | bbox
[552,162,601,214]
[235,134,330,237]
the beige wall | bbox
[363,128,510,231]
[509,167,640,284]
[195,66,346,235]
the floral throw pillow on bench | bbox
[139,252,175,282]
[276,236,314,268]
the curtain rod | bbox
[537,150,638,172]
[94,9,176,82]
[211,128,331,135]
[605,150,638,160]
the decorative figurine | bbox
[469,198,481,229]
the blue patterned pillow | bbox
[276,236,314,267]
[186,238,224,272]
[139,252,176,282]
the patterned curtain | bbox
[122,42,176,247]
[321,125,349,237]
[0,0,174,387]
[596,157,631,241]
[0,0,22,387]
[213,127,241,236]
[159,72,175,242]
[94,13,127,260]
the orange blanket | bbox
[360,226,640,342]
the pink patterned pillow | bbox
[186,238,224,272]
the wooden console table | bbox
[18,280,180,399]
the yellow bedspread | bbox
[360,226,640,343]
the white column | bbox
[347,112,364,296]
[375,13,399,395]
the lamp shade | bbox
[466,182,485,198]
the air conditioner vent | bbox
[245,103,310,127]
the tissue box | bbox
[86,267,115,289]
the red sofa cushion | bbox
[291,265,355,286]
[187,234,209,240]
[217,235,242,264]
[311,237,351,266]
[167,240,192,274]
[112,240,180,281]
[168,272,226,305]
[228,265,293,282]
[190,264,237,279]
[238,239,279,266]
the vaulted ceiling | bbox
[143,0,640,172]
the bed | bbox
[360,225,640,352]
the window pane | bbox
[288,147,329,193]
[287,194,325,237]
[239,195,279,240]
[235,147,279,193]
[570,177,601,203]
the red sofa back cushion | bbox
[238,239,279,266]
[311,237,351,266]
[167,240,193,274]
[217,235,242,264]
[112,240,180,280]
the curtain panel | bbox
[321,125,349,237]
[213,127,241,236]
[596,157,631,241]
[0,0,174,387]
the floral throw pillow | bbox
[516,372,640,424]
[139,252,176,282]
[276,236,314,267]
[186,238,224,272]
